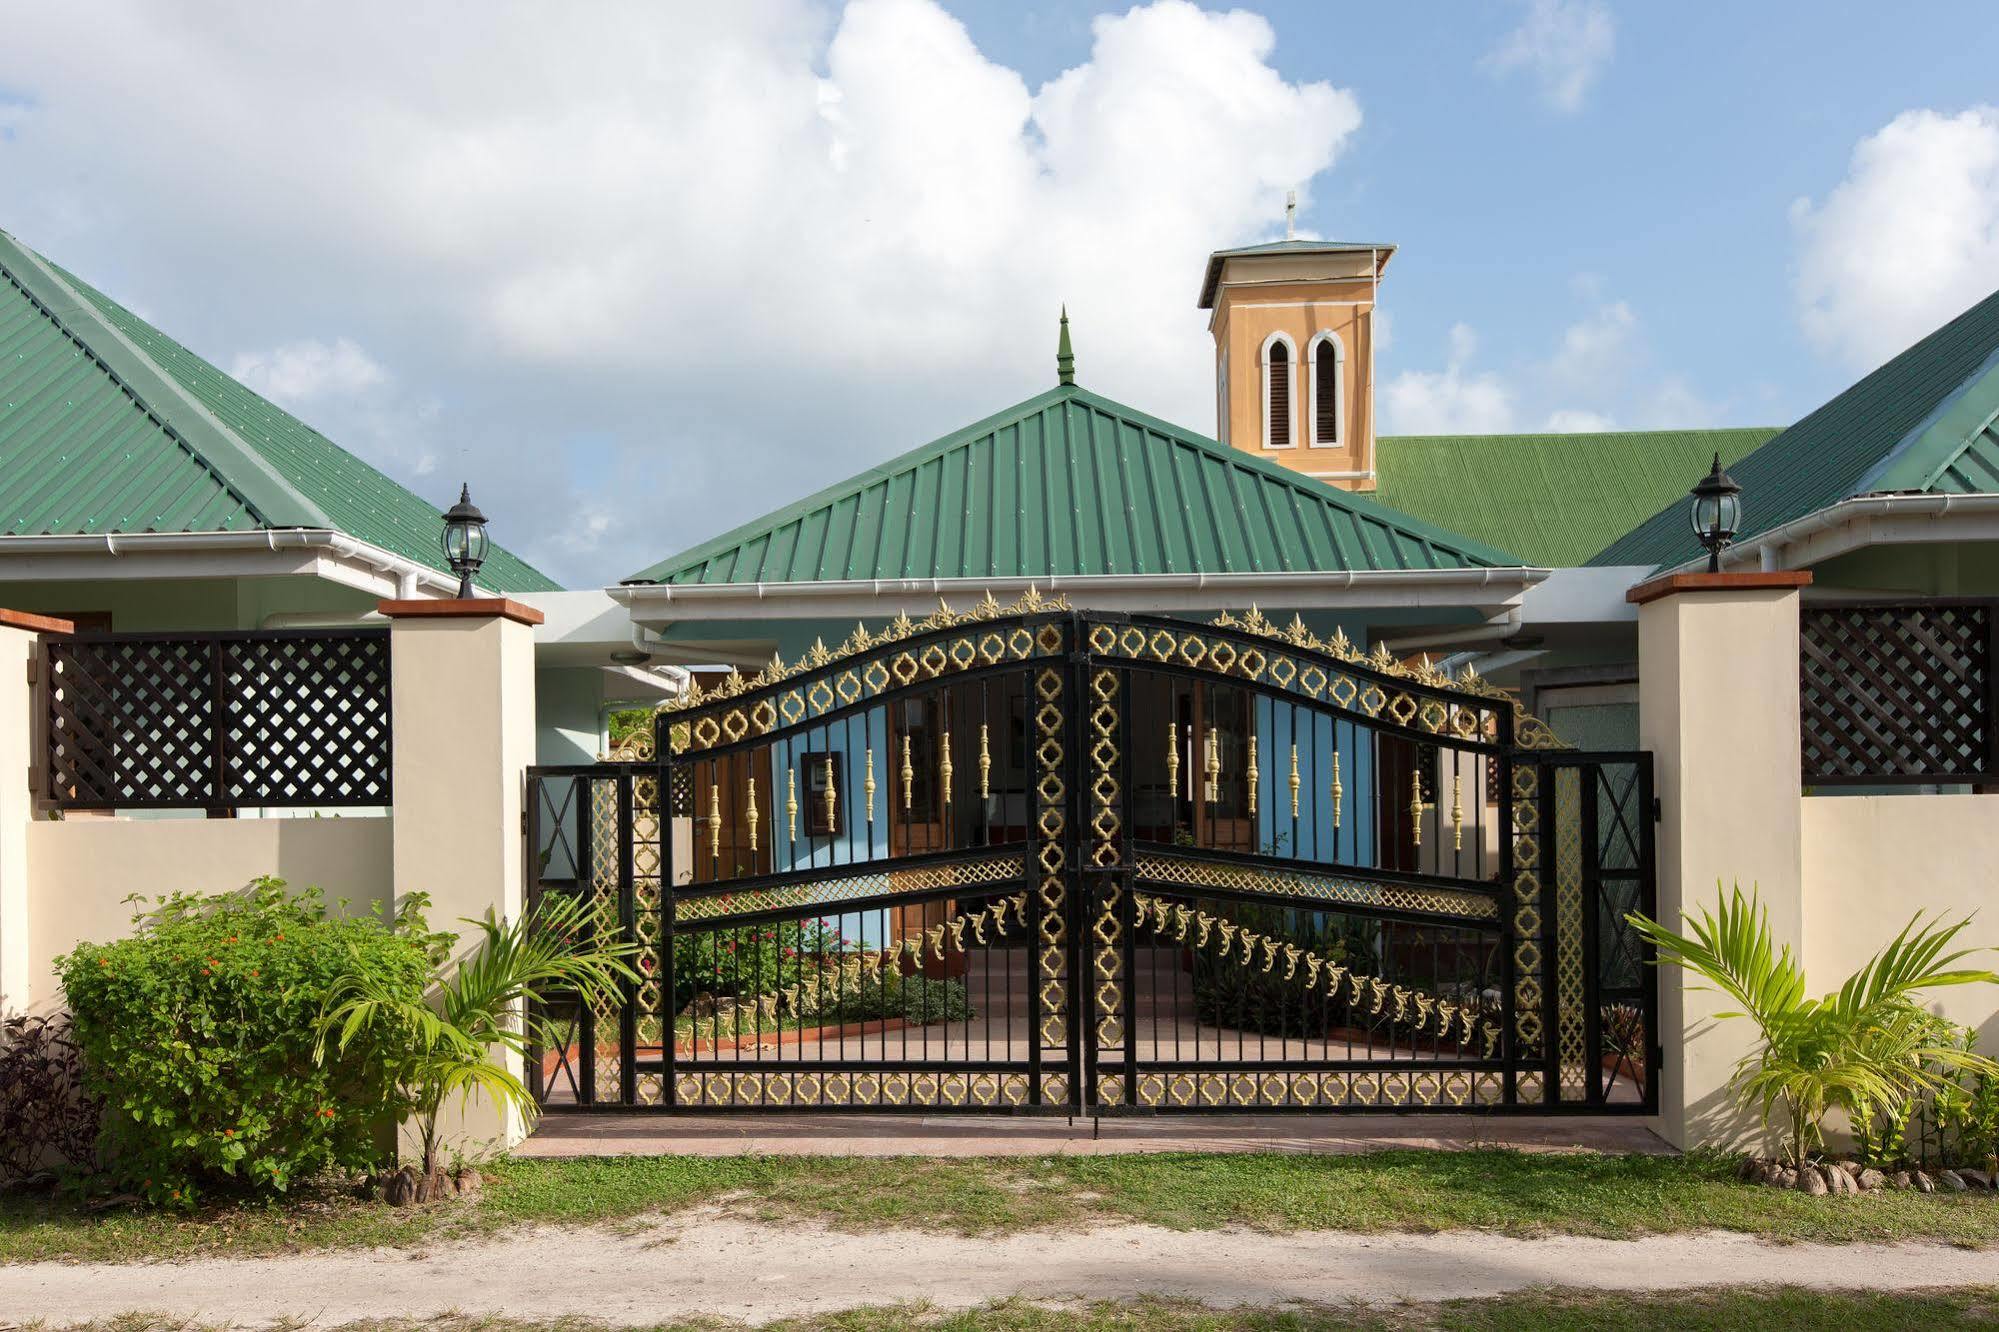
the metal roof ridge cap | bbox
[0,237,334,530]
[1855,341,1999,494]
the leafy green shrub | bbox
[676,963,973,1046]
[672,917,839,1012]
[58,878,435,1207]
[1856,1030,1999,1171]
[1629,883,1999,1165]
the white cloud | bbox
[231,338,387,404]
[1384,297,1727,436]
[1792,106,1999,372]
[1482,0,1614,113]
[1545,409,1614,432]
[1381,322,1518,435]
[1546,300,1636,388]
[0,0,1361,584]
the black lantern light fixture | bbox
[440,483,490,598]
[1688,453,1743,574]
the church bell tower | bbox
[1200,220,1392,492]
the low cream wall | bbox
[1802,793,1999,1047]
[14,815,393,1012]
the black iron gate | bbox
[526,600,1656,1115]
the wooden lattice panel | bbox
[1800,602,1995,785]
[45,630,391,809]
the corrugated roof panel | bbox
[629,384,1519,585]
[0,232,558,592]
[1593,287,1999,569]
[1373,427,1777,569]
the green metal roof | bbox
[1198,239,1395,308]
[1374,427,1778,568]
[1592,286,1999,570]
[0,229,559,593]
[629,383,1521,585]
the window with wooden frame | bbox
[1309,332,1343,448]
[1262,333,1295,450]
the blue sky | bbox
[953,1,1999,428]
[3,2,1998,585]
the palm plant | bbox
[317,890,638,1178]
[1628,884,1999,1165]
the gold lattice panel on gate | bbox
[672,1070,1037,1110]
[631,772,665,1105]
[673,850,1029,922]
[588,777,623,1102]
[1510,763,1544,1084]
[1553,767,1588,1101]
[1088,668,1124,1051]
[1115,1069,1506,1110]
[1034,661,1069,1052]
[1132,851,1500,923]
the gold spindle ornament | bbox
[1205,726,1221,802]
[824,756,838,832]
[745,775,760,851]
[1410,770,1425,847]
[786,767,798,841]
[901,735,914,810]
[978,723,991,799]
[1247,735,1259,815]
[1331,750,1343,828]
[1166,721,1180,799]
[1288,744,1301,818]
[709,782,722,858]
[1451,773,1464,851]
[940,730,954,806]
[865,747,877,824]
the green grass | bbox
[32,1290,1999,1331]
[8,1149,1999,1265]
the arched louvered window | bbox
[1262,334,1295,450]
[1309,332,1344,448]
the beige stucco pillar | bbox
[0,609,72,1013]
[381,597,543,1155]
[1633,570,1811,1150]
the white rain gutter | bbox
[1686,492,1999,578]
[610,567,1548,624]
[0,529,468,599]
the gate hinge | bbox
[1651,797,1662,823]
[23,654,37,685]
[520,810,529,834]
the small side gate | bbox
[526,599,1656,1115]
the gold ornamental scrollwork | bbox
[659,586,1072,718]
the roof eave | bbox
[0,529,478,600]
[610,567,1548,629]
[1684,491,1999,577]
[1198,241,1397,309]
